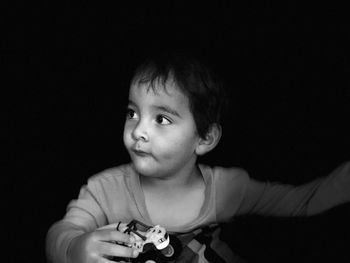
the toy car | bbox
[112,220,182,263]
[118,220,170,253]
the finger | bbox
[97,229,135,245]
[96,256,119,263]
[102,258,130,263]
[98,222,128,231]
[99,241,138,258]
[109,230,135,245]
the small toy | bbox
[118,220,170,253]
[111,220,182,263]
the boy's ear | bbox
[195,124,222,155]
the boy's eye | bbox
[126,109,138,119]
[155,115,171,125]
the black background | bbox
[5,1,350,262]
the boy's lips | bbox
[132,149,151,157]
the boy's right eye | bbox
[126,109,138,120]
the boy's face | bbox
[123,79,201,178]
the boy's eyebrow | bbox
[127,100,181,118]
[153,105,182,118]
[127,100,136,107]
[127,100,140,110]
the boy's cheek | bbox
[123,130,132,148]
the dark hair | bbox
[130,51,227,139]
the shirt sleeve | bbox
[236,161,350,217]
[46,179,108,263]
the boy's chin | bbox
[132,161,158,177]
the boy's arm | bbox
[236,161,350,216]
[46,220,87,263]
[46,184,108,263]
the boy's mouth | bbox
[132,149,150,157]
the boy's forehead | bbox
[128,80,190,109]
[131,75,177,93]
[129,77,182,97]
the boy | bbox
[46,52,350,263]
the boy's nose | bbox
[131,121,149,142]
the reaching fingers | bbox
[98,222,128,231]
[97,229,134,245]
[99,241,138,258]
[108,229,135,245]
[93,223,139,259]
[97,256,132,263]
[96,257,118,263]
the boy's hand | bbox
[67,223,139,263]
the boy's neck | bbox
[140,164,203,193]
[140,163,206,228]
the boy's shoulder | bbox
[200,164,250,194]
[200,164,251,219]
[200,164,249,181]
